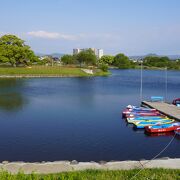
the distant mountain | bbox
[49,53,65,58]
[35,53,65,58]
[129,54,180,60]
[166,55,180,60]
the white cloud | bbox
[27,31,77,40]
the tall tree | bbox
[0,34,38,66]
[99,55,114,65]
[76,49,97,66]
[61,55,74,65]
[113,53,130,69]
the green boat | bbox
[134,119,174,129]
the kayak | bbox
[145,122,180,133]
[127,118,170,124]
[134,119,175,129]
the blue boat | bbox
[127,116,166,121]
[127,118,169,124]
[126,105,155,111]
[134,119,174,129]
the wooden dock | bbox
[142,101,180,121]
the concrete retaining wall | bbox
[1,158,180,174]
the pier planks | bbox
[142,101,180,121]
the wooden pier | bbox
[142,101,180,121]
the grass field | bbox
[0,66,110,77]
[0,169,179,180]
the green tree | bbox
[143,56,169,68]
[113,53,130,69]
[98,63,108,72]
[61,55,74,65]
[76,49,97,66]
[0,34,38,67]
[43,56,54,66]
[99,55,114,65]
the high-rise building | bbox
[97,49,103,59]
[73,48,81,55]
[73,48,103,59]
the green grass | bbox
[0,66,110,77]
[0,169,179,180]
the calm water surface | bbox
[0,69,180,162]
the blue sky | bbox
[0,0,180,55]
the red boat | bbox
[145,123,180,133]
[172,98,180,107]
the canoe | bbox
[134,119,175,129]
[145,122,180,133]
[127,118,170,124]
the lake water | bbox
[0,69,180,162]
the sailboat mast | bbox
[140,60,143,102]
[165,67,167,102]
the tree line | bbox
[61,52,134,71]
[1,34,180,71]
[143,56,180,70]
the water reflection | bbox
[0,79,28,112]
[145,131,174,137]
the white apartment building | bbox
[96,49,103,59]
[73,48,103,59]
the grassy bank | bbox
[0,66,110,77]
[0,169,179,179]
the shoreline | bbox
[0,75,86,78]
[0,74,109,78]
[1,158,180,174]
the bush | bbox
[99,63,108,72]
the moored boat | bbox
[127,118,170,124]
[122,105,158,117]
[126,105,156,111]
[127,116,166,121]
[145,122,180,133]
[125,111,161,118]
[134,119,175,129]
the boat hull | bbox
[127,118,169,124]
[135,120,174,129]
[145,123,180,133]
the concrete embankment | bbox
[1,158,180,174]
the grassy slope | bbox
[0,169,180,180]
[0,66,110,77]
